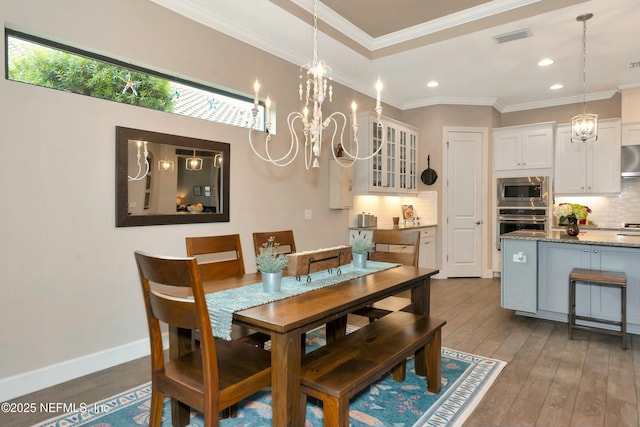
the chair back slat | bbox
[369,230,420,267]
[253,230,297,256]
[149,291,200,330]
[186,234,245,282]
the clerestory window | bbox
[5,29,265,131]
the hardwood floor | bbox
[3,277,638,427]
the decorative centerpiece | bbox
[553,203,591,236]
[256,236,288,292]
[351,235,374,268]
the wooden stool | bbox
[568,268,627,349]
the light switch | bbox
[304,209,312,220]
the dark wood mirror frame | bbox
[116,126,230,227]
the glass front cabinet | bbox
[353,113,418,194]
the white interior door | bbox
[446,129,484,277]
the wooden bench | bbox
[300,311,446,427]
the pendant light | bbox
[571,13,597,143]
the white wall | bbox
[0,0,363,399]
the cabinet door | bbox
[521,126,553,169]
[554,124,588,193]
[398,126,418,192]
[538,242,591,314]
[501,239,537,312]
[329,160,353,209]
[419,228,437,269]
[384,125,397,191]
[588,120,621,193]
[493,130,521,171]
[592,246,640,324]
[622,123,640,146]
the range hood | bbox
[621,145,640,177]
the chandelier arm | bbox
[329,115,357,168]
[128,155,150,181]
[248,113,300,167]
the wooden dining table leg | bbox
[169,325,193,427]
[411,276,431,377]
[325,315,348,343]
[270,330,303,426]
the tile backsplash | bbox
[555,178,640,228]
[350,192,438,228]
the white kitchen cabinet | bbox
[554,119,621,194]
[418,227,437,269]
[501,238,537,313]
[622,123,640,146]
[538,242,640,325]
[493,122,554,172]
[329,159,353,209]
[353,113,418,194]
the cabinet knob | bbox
[583,249,589,252]
[593,249,598,253]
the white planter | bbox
[262,271,283,292]
[352,253,368,269]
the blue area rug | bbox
[35,327,505,427]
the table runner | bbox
[204,261,398,339]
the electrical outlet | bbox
[304,209,312,220]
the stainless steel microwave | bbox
[497,176,549,207]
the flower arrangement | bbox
[351,234,374,254]
[256,236,288,273]
[553,203,592,223]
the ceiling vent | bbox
[629,61,640,69]
[494,28,531,44]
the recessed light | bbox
[538,58,554,67]
[427,81,439,88]
[550,83,563,90]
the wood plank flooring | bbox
[2,277,638,427]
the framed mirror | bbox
[116,126,230,227]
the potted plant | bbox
[351,234,374,268]
[256,236,288,292]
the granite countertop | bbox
[501,229,640,248]
[350,223,437,231]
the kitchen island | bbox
[500,229,640,334]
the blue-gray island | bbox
[500,229,640,334]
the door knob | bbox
[475,220,482,225]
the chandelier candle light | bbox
[571,13,598,143]
[248,0,384,169]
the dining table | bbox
[168,264,439,427]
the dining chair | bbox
[353,229,420,322]
[134,251,271,427]
[186,234,269,347]
[252,230,297,256]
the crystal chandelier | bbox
[571,13,597,143]
[248,0,384,169]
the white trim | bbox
[0,335,167,402]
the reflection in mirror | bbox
[116,126,230,227]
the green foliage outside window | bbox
[8,43,175,112]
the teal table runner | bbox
[204,261,398,340]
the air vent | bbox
[494,28,531,44]
[629,61,640,69]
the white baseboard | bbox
[0,335,165,402]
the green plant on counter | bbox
[351,234,374,254]
[256,236,288,273]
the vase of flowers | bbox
[553,203,591,236]
[351,234,374,268]
[256,236,288,292]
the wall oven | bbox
[496,176,549,249]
